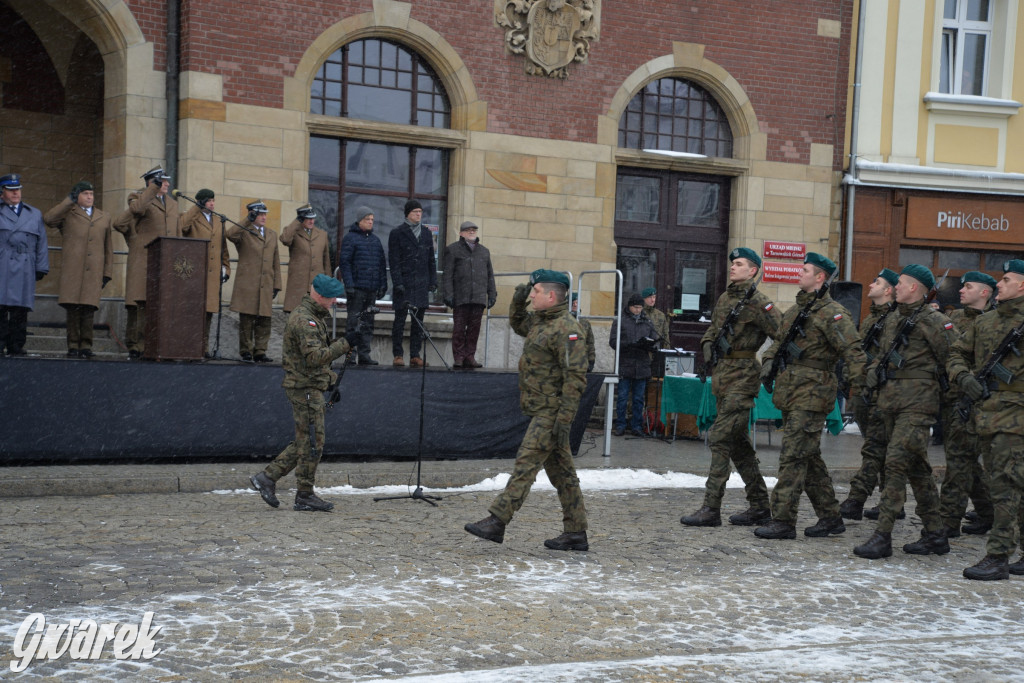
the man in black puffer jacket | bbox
[339,206,386,365]
[609,293,660,436]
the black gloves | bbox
[248,211,257,222]
[273,289,280,299]
[429,284,438,294]
[444,297,454,309]
[102,276,111,289]
[487,295,496,309]
[393,284,405,299]
[221,266,229,284]
[35,271,45,282]
[345,327,363,348]
[69,188,80,203]
[513,282,531,304]
[587,361,595,372]
[377,285,388,300]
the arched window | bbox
[618,78,732,158]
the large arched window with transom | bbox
[618,77,732,157]
[308,38,451,296]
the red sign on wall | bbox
[763,241,806,259]
[761,261,803,284]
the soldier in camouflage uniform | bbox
[571,293,596,371]
[854,264,956,560]
[681,247,780,528]
[840,268,898,520]
[249,274,361,512]
[938,271,995,537]
[465,269,590,551]
[755,253,865,540]
[642,287,671,350]
[948,260,1024,580]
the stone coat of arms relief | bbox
[496,0,600,79]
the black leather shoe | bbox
[465,514,505,543]
[839,498,864,520]
[863,505,904,520]
[680,505,721,527]
[805,516,846,537]
[128,349,141,360]
[240,352,253,362]
[294,491,334,512]
[544,531,588,551]
[902,529,950,555]
[963,554,1009,581]
[728,506,771,526]
[612,427,625,436]
[1008,555,1024,576]
[853,531,892,559]
[254,354,273,363]
[962,519,992,535]
[67,349,80,358]
[629,428,645,437]
[249,472,279,508]
[358,356,379,366]
[79,348,94,359]
[754,520,796,539]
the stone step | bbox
[24,325,123,357]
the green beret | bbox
[312,273,344,299]
[729,247,762,268]
[804,252,836,276]
[529,268,569,288]
[877,268,899,288]
[1003,260,1024,276]
[195,188,214,205]
[641,287,656,298]
[900,264,935,291]
[72,181,93,195]
[960,271,996,289]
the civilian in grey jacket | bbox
[442,221,497,368]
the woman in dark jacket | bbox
[339,206,386,364]
[609,293,660,436]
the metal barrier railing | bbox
[575,269,623,457]
[482,271,574,368]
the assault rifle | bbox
[863,269,948,403]
[957,316,1024,421]
[762,268,840,394]
[699,275,761,383]
[861,301,897,358]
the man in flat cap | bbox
[339,206,386,365]
[948,260,1024,580]
[465,268,590,551]
[113,166,179,359]
[280,204,331,315]
[389,199,437,367]
[854,264,956,560]
[179,189,230,358]
[840,268,899,520]
[682,247,780,528]
[227,201,281,362]
[44,181,113,358]
[756,253,865,541]
[250,273,363,512]
[442,220,497,368]
[937,271,996,538]
[0,174,48,355]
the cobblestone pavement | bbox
[1,483,1021,681]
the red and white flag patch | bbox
[308,320,317,327]
[833,313,843,321]
[764,303,774,311]
[943,322,954,330]
[568,333,579,341]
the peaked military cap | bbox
[641,287,656,298]
[195,189,214,205]
[246,200,268,214]
[312,273,344,299]
[960,271,996,289]
[729,247,762,268]
[1003,259,1024,276]
[529,268,570,289]
[0,174,23,190]
[71,181,93,195]
[296,204,316,220]
[141,166,169,183]
[805,252,836,276]
[877,268,899,288]
[900,264,935,291]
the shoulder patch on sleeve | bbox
[308,320,317,327]
[833,313,843,322]
[568,333,579,341]
[764,303,773,311]
[943,321,954,330]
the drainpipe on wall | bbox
[843,0,866,278]
[165,0,180,179]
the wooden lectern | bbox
[143,237,207,360]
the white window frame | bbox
[940,0,993,96]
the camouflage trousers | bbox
[770,409,839,524]
[876,410,942,534]
[264,388,325,492]
[978,433,1024,557]
[704,392,769,509]
[848,402,887,503]
[489,412,588,532]
[938,403,993,530]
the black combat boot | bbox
[249,472,279,508]
[864,505,904,521]
[465,514,505,543]
[853,531,892,559]
[902,529,950,555]
[680,506,721,527]
[964,509,980,523]
[962,519,993,535]
[294,490,334,512]
[754,520,796,540]
[1008,555,1024,576]
[728,506,772,526]
[544,531,589,551]
[963,554,1009,581]
[804,516,846,537]
[944,524,962,538]
[839,498,864,520]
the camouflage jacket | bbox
[860,302,896,361]
[644,305,671,349]
[948,295,1024,436]
[763,289,865,413]
[701,278,782,398]
[511,296,588,423]
[281,295,351,391]
[867,301,956,417]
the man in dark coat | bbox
[0,173,48,356]
[339,206,387,365]
[609,293,660,436]
[388,199,437,367]
[442,221,496,368]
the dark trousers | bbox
[0,305,29,353]
[392,302,425,359]
[64,304,96,351]
[347,288,377,360]
[615,377,646,432]
[452,303,484,363]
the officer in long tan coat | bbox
[113,166,179,358]
[43,182,113,358]
[280,204,330,313]
[179,189,230,357]
[226,200,281,362]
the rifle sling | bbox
[993,380,1024,393]
[790,358,830,371]
[723,351,756,359]
[884,370,935,380]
